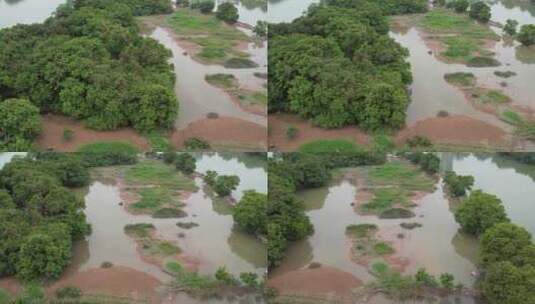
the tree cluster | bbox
[404,152,440,174]
[216,2,239,24]
[321,0,428,15]
[443,171,474,197]
[203,170,241,197]
[268,2,412,131]
[0,155,91,280]
[0,99,41,151]
[0,0,178,137]
[233,190,267,236]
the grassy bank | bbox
[205,73,267,109]
[166,9,253,66]
[419,9,499,65]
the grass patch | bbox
[145,131,170,151]
[77,141,139,155]
[345,224,378,238]
[363,188,407,212]
[501,110,524,126]
[444,72,475,87]
[131,188,172,210]
[476,89,510,104]
[515,121,535,140]
[166,9,249,64]
[298,139,361,153]
[466,56,501,67]
[379,208,415,219]
[125,160,197,191]
[152,208,187,219]
[368,161,435,192]
[223,57,258,68]
[124,223,155,238]
[374,242,395,255]
[205,73,237,89]
[166,261,218,291]
[419,9,498,64]
[371,262,390,276]
[141,239,181,256]
[494,71,517,78]
[237,91,267,106]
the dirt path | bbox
[36,114,151,152]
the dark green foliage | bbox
[184,137,211,151]
[504,19,518,36]
[406,135,432,148]
[268,3,411,131]
[196,1,215,14]
[439,273,455,289]
[455,190,509,236]
[518,24,535,46]
[254,21,268,38]
[404,152,440,174]
[55,286,82,299]
[450,0,469,13]
[415,268,439,287]
[233,190,267,236]
[214,266,237,285]
[443,171,474,197]
[75,142,139,166]
[163,151,177,164]
[322,0,428,15]
[0,1,177,134]
[203,170,218,187]
[482,261,535,304]
[239,272,259,288]
[175,153,196,175]
[469,1,491,23]
[0,156,90,280]
[480,222,533,267]
[0,98,41,151]
[216,2,239,23]
[214,175,240,196]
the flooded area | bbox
[272,153,535,302]
[149,27,267,130]
[0,153,267,303]
[0,0,65,28]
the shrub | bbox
[214,175,240,196]
[0,98,41,151]
[184,137,211,151]
[286,125,298,140]
[239,272,259,288]
[518,24,535,46]
[55,287,82,299]
[443,171,474,197]
[198,1,215,14]
[379,208,415,219]
[233,191,267,235]
[504,19,519,36]
[480,222,533,267]
[163,151,177,164]
[469,1,491,23]
[440,273,455,289]
[175,153,196,175]
[254,21,268,38]
[415,268,439,287]
[215,2,239,23]
[406,136,432,148]
[152,208,187,218]
[62,129,74,142]
[215,266,237,285]
[451,0,469,13]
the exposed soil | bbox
[268,266,362,302]
[395,115,510,149]
[268,114,371,151]
[171,117,267,151]
[48,266,163,304]
[37,114,151,152]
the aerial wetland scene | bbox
[268,0,535,151]
[0,151,267,303]
[0,0,267,152]
[267,152,535,303]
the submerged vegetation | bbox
[0,0,179,150]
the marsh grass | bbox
[368,161,435,192]
[298,139,361,153]
[124,223,155,238]
[345,224,378,238]
[444,72,475,87]
[125,160,197,191]
[501,110,524,125]
[166,10,250,64]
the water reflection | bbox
[0,0,65,28]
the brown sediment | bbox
[36,114,151,152]
[268,113,371,151]
[47,266,163,304]
[171,117,267,151]
[268,266,362,300]
[395,115,509,148]
[0,278,21,297]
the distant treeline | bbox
[268,0,426,131]
[0,0,176,150]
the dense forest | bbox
[0,152,138,281]
[0,0,177,150]
[267,152,385,267]
[268,0,424,130]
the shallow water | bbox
[267,0,318,23]
[150,27,267,130]
[0,0,65,29]
[0,152,26,168]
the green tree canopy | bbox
[233,190,267,236]
[454,190,509,236]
